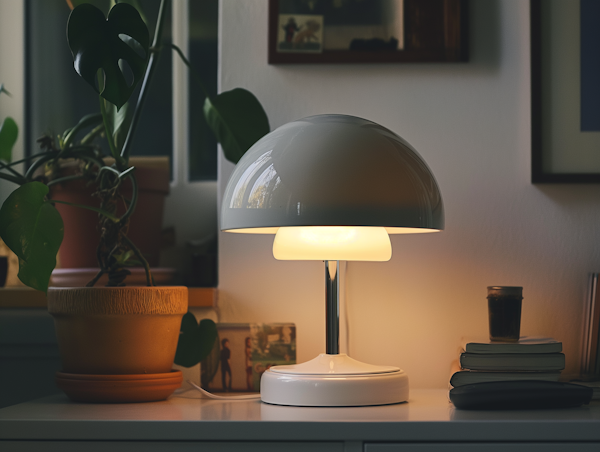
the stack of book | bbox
[581,274,600,379]
[450,336,565,388]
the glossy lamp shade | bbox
[221,115,444,245]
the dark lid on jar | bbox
[487,286,523,298]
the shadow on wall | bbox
[534,184,600,212]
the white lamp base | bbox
[260,353,409,407]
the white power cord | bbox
[187,380,261,400]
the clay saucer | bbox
[56,369,183,403]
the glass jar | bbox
[487,286,523,342]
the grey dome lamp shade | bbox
[220,114,444,407]
[221,114,444,236]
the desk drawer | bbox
[1,441,344,452]
[366,444,600,452]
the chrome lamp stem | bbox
[325,260,340,355]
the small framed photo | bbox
[277,14,324,53]
[201,323,296,393]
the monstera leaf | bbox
[204,88,270,164]
[67,2,149,109]
[174,313,218,368]
[0,182,64,293]
[0,117,18,162]
[67,0,147,24]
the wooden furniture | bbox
[0,286,216,308]
[1,389,599,451]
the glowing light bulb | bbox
[273,226,392,261]
[299,227,358,245]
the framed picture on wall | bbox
[268,0,469,64]
[531,0,600,183]
[277,14,324,53]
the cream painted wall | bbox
[217,0,600,388]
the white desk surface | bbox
[1,389,600,443]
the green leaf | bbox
[62,112,102,148]
[120,0,148,25]
[67,2,150,109]
[69,0,149,25]
[203,88,270,164]
[106,99,132,153]
[0,117,18,163]
[0,182,64,293]
[113,249,134,266]
[174,313,218,368]
[67,0,111,15]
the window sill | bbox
[0,286,216,308]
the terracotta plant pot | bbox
[47,286,187,375]
[50,157,170,269]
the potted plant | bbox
[0,0,269,402]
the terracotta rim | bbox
[47,286,188,315]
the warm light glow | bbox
[300,227,359,245]
[273,227,392,261]
[385,227,440,234]
[225,227,280,234]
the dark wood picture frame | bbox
[268,0,468,64]
[531,0,600,183]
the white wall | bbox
[218,0,600,388]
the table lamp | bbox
[221,114,444,406]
